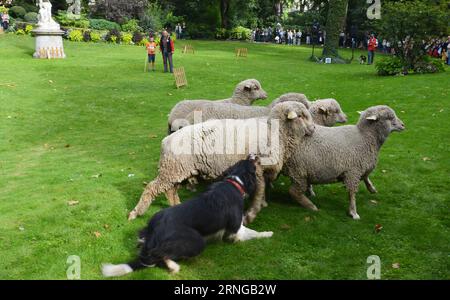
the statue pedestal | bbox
[32,28,66,59]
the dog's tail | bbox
[102,260,148,277]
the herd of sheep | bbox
[127,79,405,223]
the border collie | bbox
[102,155,273,277]
[359,55,367,64]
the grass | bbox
[0,34,449,280]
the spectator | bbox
[145,35,158,72]
[339,31,345,47]
[296,29,302,45]
[160,30,174,73]
[445,36,450,65]
[367,33,378,65]
[288,30,293,45]
[1,11,9,31]
[306,32,311,45]
[182,22,186,38]
[175,23,182,40]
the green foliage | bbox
[15,28,25,35]
[229,26,252,41]
[9,6,26,18]
[24,12,38,23]
[89,18,121,31]
[375,56,404,76]
[68,29,83,42]
[90,31,102,43]
[140,3,163,32]
[378,0,449,73]
[413,57,446,74]
[122,19,142,32]
[137,37,149,46]
[105,28,122,43]
[24,24,33,34]
[0,5,8,14]
[122,32,133,45]
[132,31,144,44]
[56,12,90,29]
[83,30,92,42]
[11,0,38,13]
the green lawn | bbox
[0,34,449,280]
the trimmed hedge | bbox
[89,19,121,31]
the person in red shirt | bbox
[145,36,158,72]
[367,33,378,65]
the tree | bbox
[322,0,349,63]
[378,0,448,72]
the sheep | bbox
[168,79,268,134]
[128,101,316,222]
[282,105,405,220]
[179,93,311,128]
[309,98,347,126]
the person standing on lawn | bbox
[1,11,9,30]
[160,30,174,73]
[145,35,158,72]
[367,33,378,65]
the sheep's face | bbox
[314,99,348,127]
[170,119,191,134]
[361,105,405,134]
[270,101,315,138]
[236,79,268,103]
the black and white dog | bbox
[359,55,367,64]
[102,155,273,277]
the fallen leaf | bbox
[168,93,173,96]
[65,144,71,148]
[128,174,135,178]
[91,173,102,179]
[370,200,378,205]
[439,109,444,113]
[48,80,53,84]
[149,134,158,139]
[304,216,311,222]
[19,225,25,231]
[103,224,110,229]
[422,157,431,162]
[280,224,291,230]
[67,200,79,206]
[374,224,383,233]
[93,231,101,238]
[392,263,400,269]
[381,170,387,173]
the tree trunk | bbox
[322,0,349,63]
[220,0,230,29]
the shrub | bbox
[132,31,144,44]
[138,38,149,47]
[24,12,38,23]
[89,18,121,31]
[25,24,33,34]
[413,57,446,74]
[122,19,142,32]
[375,56,404,76]
[68,29,83,42]
[9,6,26,19]
[105,28,122,43]
[215,28,228,40]
[122,32,133,44]
[0,6,8,14]
[90,31,101,42]
[229,26,252,41]
[15,29,25,35]
[140,3,163,32]
[83,30,92,42]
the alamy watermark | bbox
[367,0,381,20]
[66,255,81,280]
[367,255,381,279]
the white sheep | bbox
[282,105,405,219]
[128,101,316,222]
[168,79,268,134]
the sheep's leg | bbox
[186,177,199,192]
[344,176,361,220]
[165,184,181,206]
[307,184,316,197]
[128,179,173,221]
[364,176,377,194]
[289,182,318,211]
[244,172,266,225]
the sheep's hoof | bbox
[261,200,269,208]
[369,187,378,194]
[350,212,361,220]
[128,211,138,221]
[244,212,256,225]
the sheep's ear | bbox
[366,115,378,121]
[287,111,298,120]
[319,106,328,115]
[244,84,252,91]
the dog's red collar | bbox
[226,178,246,197]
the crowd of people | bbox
[425,37,450,65]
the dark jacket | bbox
[160,36,175,53]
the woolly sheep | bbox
[282,105,405,220]
[168,79,268,134]
[177,93,310,129]
[128,101,316,222]
[309,98,347,126]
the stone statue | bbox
[66,0,81,16]
[36,0,60,30]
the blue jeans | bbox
[163,52,173,73]
[368,50,375,64]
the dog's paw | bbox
[259,231,273,238]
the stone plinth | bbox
[32,28,66,59]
